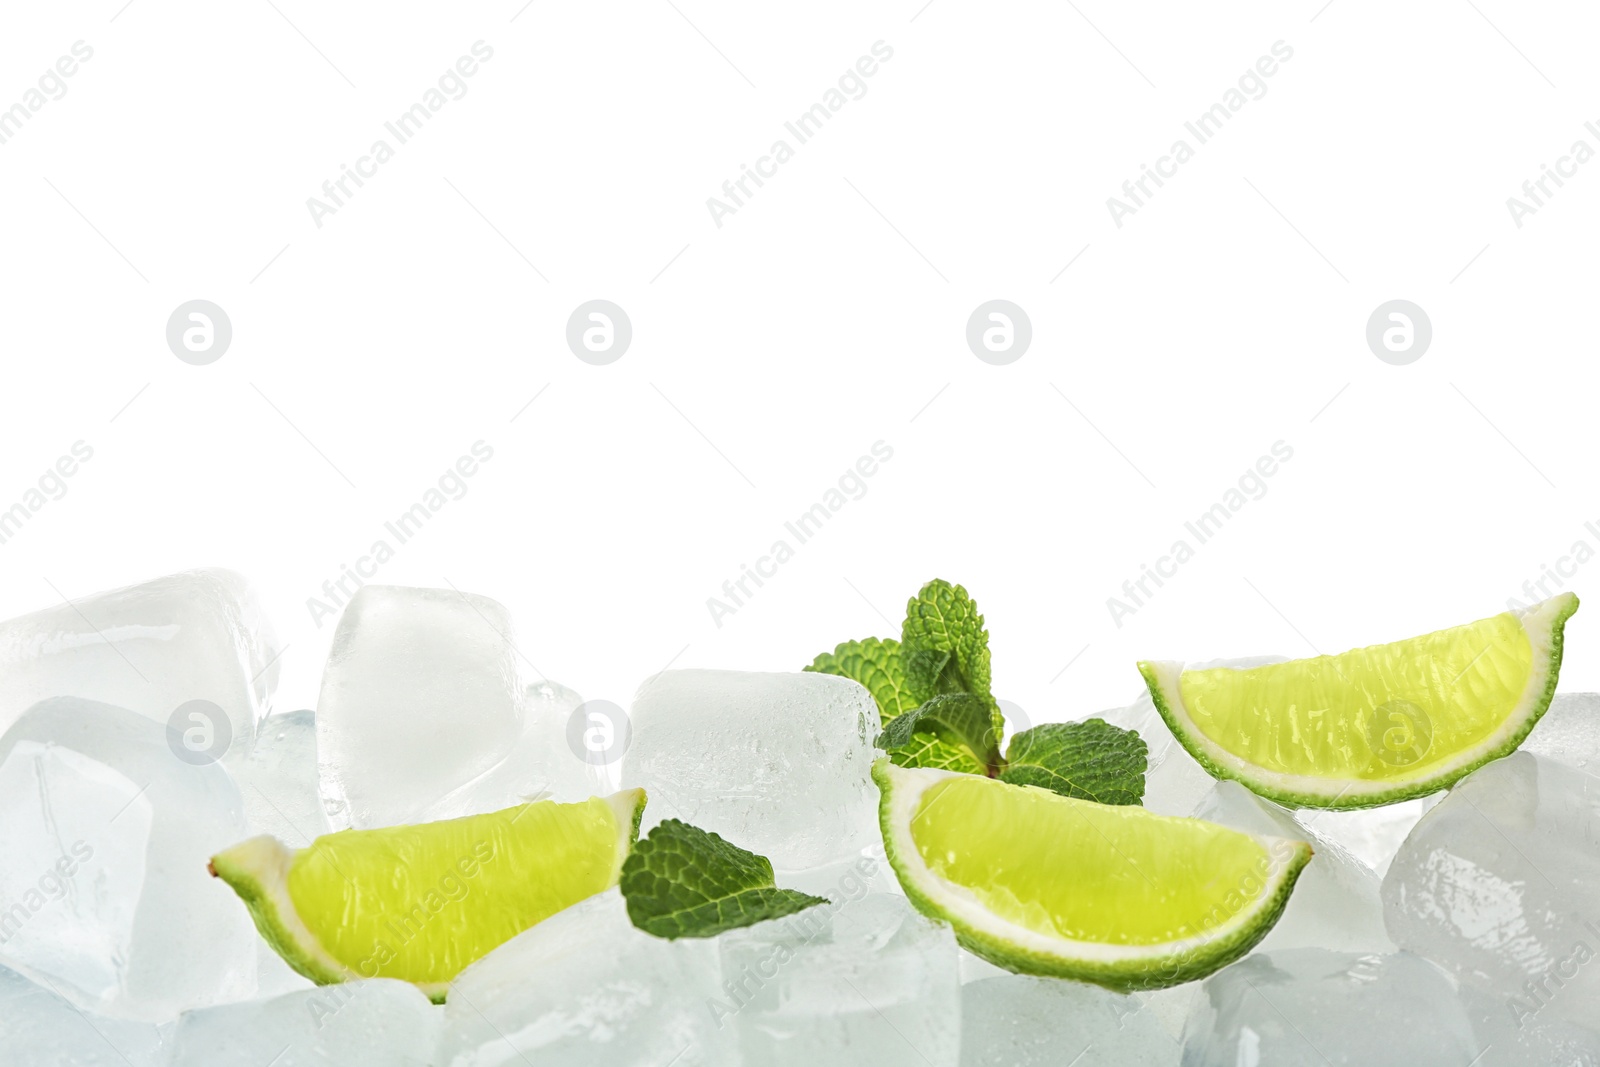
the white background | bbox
[0,1,1596,731]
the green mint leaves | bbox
[901,579,993,703]
[808,637,917,723]
[808,577,1147,802]
[1000,719,1147,805]
[880,693,1001,775]
[620,819,826,939]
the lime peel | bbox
[875,760,1311,991]
[210,789,645,1002]
[1140,593,1578,810]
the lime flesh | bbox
[877,761,1310,990]
[211,791,644,1000]
[1141,593,1577,809]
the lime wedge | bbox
[210,790,645,1001]
[875,760,1310,990]
[1140,594,1577,810]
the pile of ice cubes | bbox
[1,569,1597,1065]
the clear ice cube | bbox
[0,961,169,1066]
[169,978,440,1066]
[1181,949,1478,1065]
[1381,751,1600,1033]
[0,697,257,1020]
[718,893,960,1066]
[1192,780,1393,954]
[437,888,731,1066]
[961,974,1176,1066]
[0,569,280,761]
[235,708,329,846]
[1524,692,1600,774]
[1295,794,1441,878]
[316,585,589,829]
[1097,690,1215,818]
[622,669,880,872]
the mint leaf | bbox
[891,730,987,775]
[901,579,993,703]
[620,820,826,939]
[998,719,1147,805]
[806,637,917,723]
[881,693,1002,774]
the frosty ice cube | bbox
[0,697,257,1020]
[1524,692,1600,773]
[1181,949,1478,1065]
[717,893,960,1066]
[169,978,440,1066]
[622,669,880,871]
[0,569,280,760]
[437,888,730,1066]
[0,961,169,1066]
[1098,689,1214,817]
[961,974,1176,1066]
[316,585,590,829]
[235,708,329,845]
[1382,751,1600,1033]
[1192,780,1392,953]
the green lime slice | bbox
[210,790,645,1001]
[875,760,1310,991]
[1140,593,1577,810]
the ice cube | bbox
[169,978,440,1066]
[958,949,1008,985]
[437,888,731,1067]
[717,893,960,1066]
[0,961,169,1066]
[1458,980,1600,1067]
[316,585,589,829]
[1191,780,1393,953]
[235,708,329,846]
[772,843,902,901]
[0,697,257,1020]
[1381,751,1600,1033]
[622,669,880,872]
[1097,690,1215,817]
[1524,692,1600,773]
[1295,794,1441,878]
[961,974,1176,1066]
[0,569,280,760]
[1133,983,1201,1046]
[1181,949,1479,1065]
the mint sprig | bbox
[806,577,1148,796]
[999,719,1147,805]
[620,820,825,939]
[807,637,917,723]
[880,693,1001,776]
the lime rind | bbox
[210,788,647,1003]
[209,835,366,989]
[1139,593,1578,810]
[873,760,1312,992]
